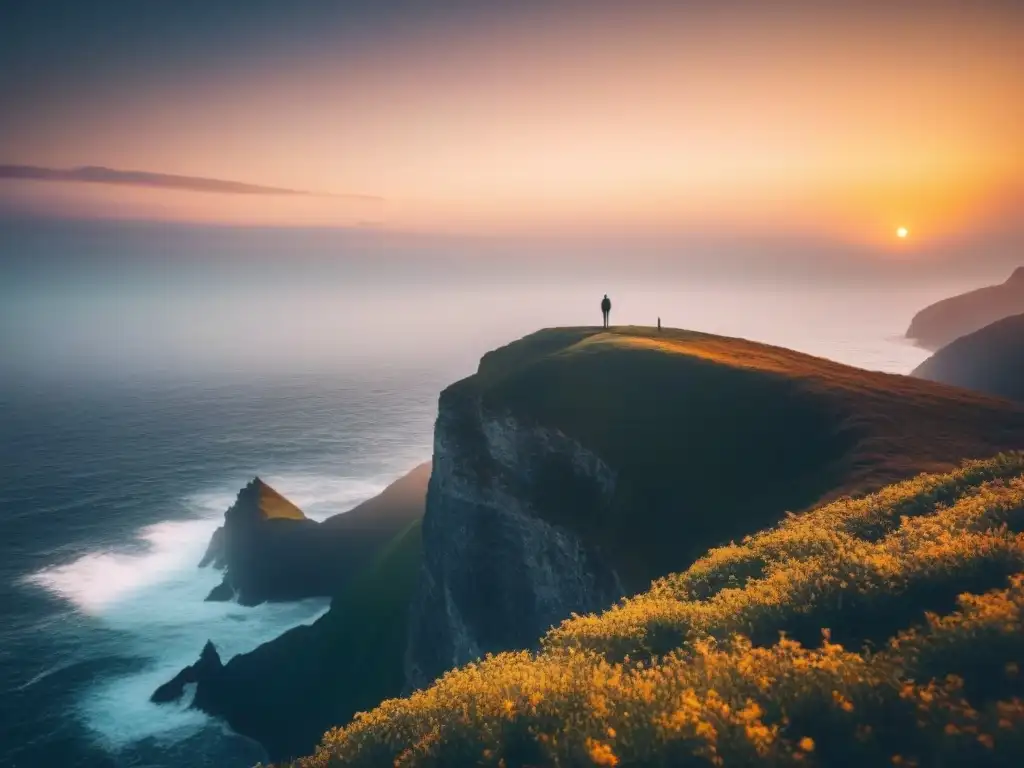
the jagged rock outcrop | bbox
[153,464,430,761]
[151,641,224,704]
[906,266,1024,350]
[200,467,431,605]
[200,477,331,605]
[912,313,1024,403]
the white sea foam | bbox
[25,472,390,614]
[25,516,221,614]
[23,471,401,750]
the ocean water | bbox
[0,223,992,767]
[0,371,448,768]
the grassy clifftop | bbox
[446,326,1024,585]
[291,454,1024,767]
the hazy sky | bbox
[2,0,1022,247]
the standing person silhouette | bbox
[601,294,612,328]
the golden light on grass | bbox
[255,480,307,520]
[303,452,1024,767]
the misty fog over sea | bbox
[0,220,1012,767]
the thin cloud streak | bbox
[0,164,382,200]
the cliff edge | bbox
[408,326,1024,686]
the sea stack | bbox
[200,477,327,605]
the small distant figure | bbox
[601,294,612,328]
[657,317,661,331]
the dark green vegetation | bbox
[906,267,1024,350]
[203,518,424,761]
[293,454,1024,767]
[447,326,1024,588]
[913,313,1024,404]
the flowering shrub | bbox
[290,454,1024,767]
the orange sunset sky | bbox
[1,1,1022,246]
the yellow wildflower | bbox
[585,738,619,767]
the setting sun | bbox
[897,227,909,239]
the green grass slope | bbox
[445,326,1024,586]
[291,454,1024,768]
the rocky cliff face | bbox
[407,388,625,686]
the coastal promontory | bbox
[199,464,429,605]
[407,326,1024,686]
[158,327,1024,762]
[912,313,1024,403]
[906,266,1024,350]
